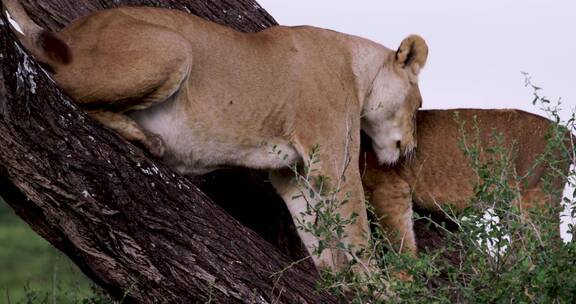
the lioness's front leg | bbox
[270,151,371,272]
[269,168,340,269]
[331,165,372,270]
[86,110,165,158]
[366,172,416,256]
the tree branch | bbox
[0,1,337,303]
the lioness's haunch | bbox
[362,109,573,255]
[3,0,428,272]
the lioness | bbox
[361,109,573,255]
[4,1,428,271]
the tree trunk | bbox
[0,0,337,303]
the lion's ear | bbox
[395,35,428,80]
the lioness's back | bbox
[361,108,571,254]
[390,109,558,210]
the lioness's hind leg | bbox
[87,110,165,157]
[58,23,193,110]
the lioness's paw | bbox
[143,132,166,158]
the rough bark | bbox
[0,0,336,303]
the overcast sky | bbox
[258,0,575,240]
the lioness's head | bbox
[362,35,428,165]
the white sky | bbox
[258,0,576,240]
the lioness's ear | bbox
[395,35,428,81]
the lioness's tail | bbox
[2,0,71,67]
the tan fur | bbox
[361,109,572,255]
[3,1,428,272]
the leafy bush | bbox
[291,79,576,303]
